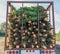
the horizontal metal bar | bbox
[7,1,53,3]
[5,48,55,50]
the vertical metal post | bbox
[52,2,55,35]
[37,3,39,44]
[52,2,56,49]
[5,2,9,49]
[21,3,24,48]
[22,3,23,27]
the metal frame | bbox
[5,1,55,50]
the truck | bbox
[5,1,55,54]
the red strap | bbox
[29,50,31,52]
[26,50,28,52]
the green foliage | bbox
[15,6,47,23]
[56,31,60,41]
[0,32,5,36]
[11,5,16,15]
[0,22,6,37]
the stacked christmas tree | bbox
[6,5,55,49]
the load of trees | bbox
[6,5,55,49]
